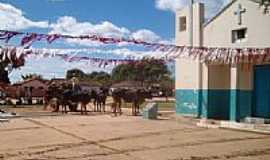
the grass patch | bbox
[156,102,175,110]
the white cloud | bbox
[0,2,49,30]
[155,0,231,19]
[50,16,130,38]
[156,0,189,12]
[131,29,161,43]
[9,55,111,83]
[0,2,170,45]
[49,16,168,46]
[0,2,173,82]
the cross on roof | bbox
[234,4,246,25]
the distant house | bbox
[3,85,20,105]
[0,82,19,100]
[14,78,49,104]
[5,86,19,98]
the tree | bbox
[111,63,136,82]
[159,74,175,100]
[66,68,85,80]
[111,58,170,86]
[84,71,111,86]
[21,74,43,80]
[65,69,111,86]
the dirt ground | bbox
[0,106,270,160]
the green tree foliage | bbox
[111,58,171,86]
[21,74,43,80]
[66,69,111,86]
[65,58,173,89]
[111,63,136,82]
[66,68,85,80]
[159,74,175,97]
[86,71,111,85]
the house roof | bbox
[111,81,144,88]
[204,0,262,27]
[14,78,48,86]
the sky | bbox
[0,0,230,83]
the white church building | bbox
[175,0,270,121]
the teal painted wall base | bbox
[236,90,252,121]
[175,90,199,116]
[176,89,252,121]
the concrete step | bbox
[196,119,270,134]
[196,119,220,129]
[254,124,270,131]
[220,121,270,134]
[244,117,270,124]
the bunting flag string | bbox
[0,30,23,43]
[0,29,270,65]
[1,46,167,68]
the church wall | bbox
[175,58,200,116]
[175,3,204,47]
[206,65,231,120]
[175,0,269,121]
[175,3,206,117]
[204,0,270,48]
[175,7,191,46]
[203,0,269,120]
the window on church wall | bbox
[179,16,187,32]
[232,28,247,43]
